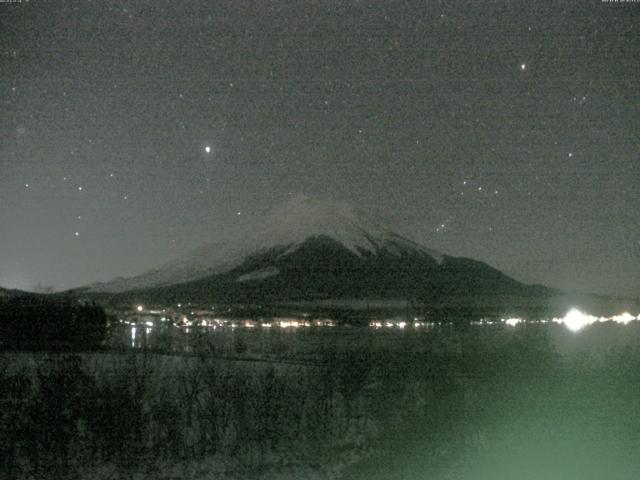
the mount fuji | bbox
[86,196,551,306]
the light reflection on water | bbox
[113,310,640,354]
[130,326,136,348]
[118,322,334,351]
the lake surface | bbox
[110,318,640,363]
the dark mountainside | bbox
[0,286,31,299]
[69,198,636,318]
[85,235,557,318]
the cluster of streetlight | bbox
[502,308,639,332]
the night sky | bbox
[1,0,638,296]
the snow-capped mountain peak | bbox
[260,195,443,260]
[89,196,444,293]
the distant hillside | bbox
[0,286,31,299]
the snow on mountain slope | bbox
[236,266,280,283]
[260,195,444,261]
[89,195,445,293]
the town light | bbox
[563,308,594,332]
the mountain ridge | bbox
[82,196,558,310]
[89,196,446,293]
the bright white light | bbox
[205,146,211,153]
[398,321,407,329]
[279,320,299,328]
[504,317,523,327]
[145,321,153,327]
[136,305,144,312]
[612,312,635,325]
[563,308,595,332]
[520,63,526,71]
[131,326,137,347]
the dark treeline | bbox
[0,327,548,479]
[0,347,404,479]
[0,295,107,351]
[3,325,640,479]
